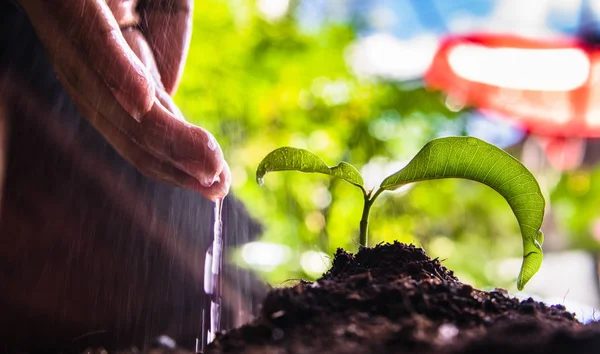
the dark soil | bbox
[206,242,600,354]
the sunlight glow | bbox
[242,242,290,268]
[347,33,438,81]
[305,211,326,232]
[448,44,590,91]
[257,0,290,22]
[585,108,600,126]
[300,251,330,276]
[590,0,600,16]
[361,157,412,193]
[449,0,580,38]
[586,61,600,126]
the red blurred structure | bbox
[425,33,600,170]
[426,34,600,138]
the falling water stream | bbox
[198,198,225,353]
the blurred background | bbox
[175,0,600,322]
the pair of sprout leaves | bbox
[256,136,545,290]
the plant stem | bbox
[359,194,372,247]
[359,188,384,247]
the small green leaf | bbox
[380,137,545,290]
[256,147,364,188]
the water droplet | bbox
[207,135,218,151]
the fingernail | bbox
[200,177,214,188]
[200,174,220,188]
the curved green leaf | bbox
[256,147,364,189]
[380,137,545,290]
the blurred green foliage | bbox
[174,0,550,290]
[552,167,600,251]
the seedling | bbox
[256,136,545,290]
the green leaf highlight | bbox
[380,137,545,290]
[256,147,364,188]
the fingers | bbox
[138,0,193,94]
[131,1,230,198]
[181,160,231,201]
[59,65,227,201]
[140,99,226,187]
[18,0,155,121]
[93,99,229,200]
[120,29,224,185]
[19,1,227,200]
[87,99,229,201]
[121,29,185,122]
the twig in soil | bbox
[562,289,570,305]
[315,250,331,269]
[277,278,305,287]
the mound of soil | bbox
[206,242,600,353]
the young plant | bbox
[256,136,545,290]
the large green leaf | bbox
[380,137,545,290]
[256,147,364,189]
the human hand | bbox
[17,0,230,201]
